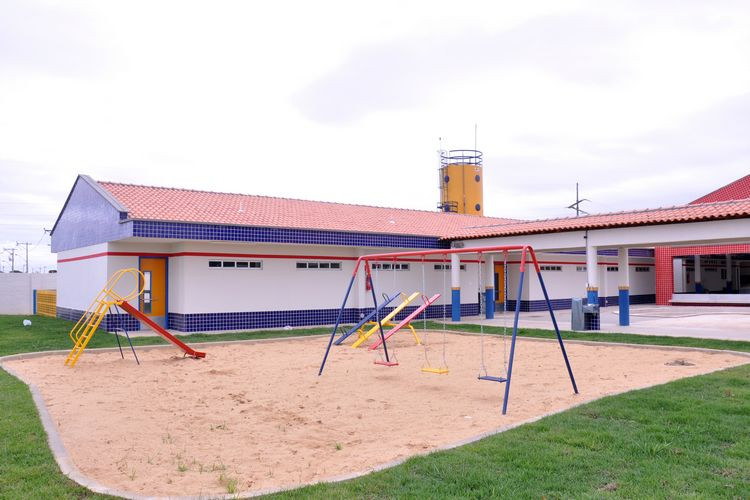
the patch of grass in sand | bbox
[219,472,239,494]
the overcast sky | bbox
[1,0,749,271]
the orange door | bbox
[140,258,167,327]
[494,262,505,304]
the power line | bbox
[3,247,17,272]
[16,241,31,273]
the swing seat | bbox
[478,375,507,383]
[374,360,399,367]
[421,366,449,374]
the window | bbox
[208,260,262,269]
[576,266,586,272]
[635,266,650,272]
[373,263,410,271]
[434,264,466,271]
[721,269,727,280]
[540,265,562,272]
[606,266,619,272]
[297,261,342,270]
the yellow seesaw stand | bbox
[356,319,420,346]
[351,292,420,348]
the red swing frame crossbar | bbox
[318,245,578,415]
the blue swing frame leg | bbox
[333,292,398,346]
[501,269,525,415]
[369,273,393,364]
[536,271,579,394]
[319,273,357,376]
[498,257,579,414]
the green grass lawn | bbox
[0,315,749,498]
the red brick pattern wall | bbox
[655,244,750,304]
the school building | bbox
[50,164,750,332]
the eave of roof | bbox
[446,199,750,240]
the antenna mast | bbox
[566,182,590,217]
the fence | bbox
[0,273,57,314]
[34,289,57,317]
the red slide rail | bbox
[119,301,206,358]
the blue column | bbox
[485,288,495,319]
[586,287,599,306]
[451,288,461,321]
[32,289,37,315]
[618,286,630,326]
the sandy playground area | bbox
[4,332,749,497]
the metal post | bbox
[502,248,526,415]
[318,272,358,376]
[368,261,392,363]
[535,268,579,394]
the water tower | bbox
[437,149,483,215]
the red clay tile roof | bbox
[691,174,750,204]
[450,199,750,240]
[98,181,517,238]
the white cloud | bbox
[0,0,748,271]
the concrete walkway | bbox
[461,305,750,342]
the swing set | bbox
[318,245,579,414]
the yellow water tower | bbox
[438,149,483,215]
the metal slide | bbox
[119,301,206,359]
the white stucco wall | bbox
[56,240,654,317]
[505,252,654,303]
[0,273,57,314]
[56,243,109,311]
[122,241,482,314]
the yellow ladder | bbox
[64,268,144,367]
[64,301,109,367]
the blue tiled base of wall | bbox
[57,307,142,332]
[168,302,481,333]
[57,306,84,323]
[495,294,656,312]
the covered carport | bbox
[445,199,750,326]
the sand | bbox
[4,333,748,497]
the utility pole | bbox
[17,241,31,273]
[566,182,590,217]
[3,248,17,272]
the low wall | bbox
[0,273,57,314]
